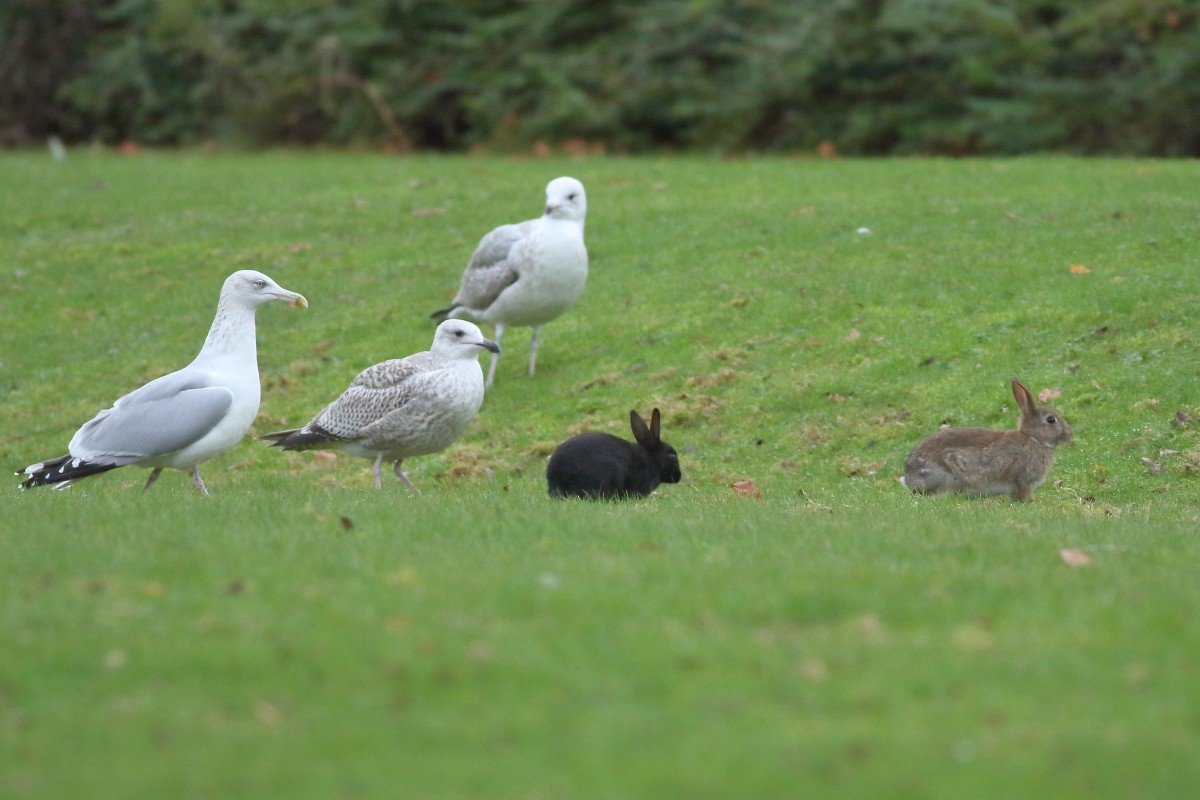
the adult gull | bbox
[431,176,587,386]
[16,270,308,495]
[261,320,499,491]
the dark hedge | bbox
[3,0,1198,155]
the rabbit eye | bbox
[1045,415,1057,424]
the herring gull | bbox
[430,176,587,387]
[17,270,308,495]
[261,320,499,491]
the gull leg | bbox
[529,324,542,377]
[486,323,505,387]
[393,460,419,494]
[372,453,384,490]
[143,468,163,492]
[191,466,210,497]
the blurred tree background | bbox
[2,0,1198,155]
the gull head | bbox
[432,320,500,359]
[225,270,308,309]
[543,177,587,222]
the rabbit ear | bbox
[1011,377,1036,418]
[630,409,654,447]
[650,408,662,441]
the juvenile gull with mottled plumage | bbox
[262,320,499,491]
[431,176,587,387]
[16,270,308,495]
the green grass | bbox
[2,152,1200,799]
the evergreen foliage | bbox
[2,0,1198,154]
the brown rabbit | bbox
[901,378,1072,502]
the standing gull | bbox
[17,270,308,495]
[261,320,499,491]
[431,176,588,387]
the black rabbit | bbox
[546,408,682,499]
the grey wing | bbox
[68,376,234,462]
[453,220,534,310]
[467,221,532,270]
[348,354,433,389]
[312,355,433,439]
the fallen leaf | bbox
[800,657,829,681]
[1038,387,1062,403]
[731,480,762,499]
[339,516,354,531]
[254,701,282,726]
[1069,264,1091,275]
[1059,548,1091,567]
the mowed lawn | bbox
[2,152,1199,799]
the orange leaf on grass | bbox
[1069,264,1091,275]
[1059,548,1091,567]
[731,480,761,499]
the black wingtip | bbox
[260,428,335,451]
[259,430,296,447]
[17,455,117,489]
[430,305,454,322]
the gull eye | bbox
[253,279,267,288]
[567,193,577,201]
[454,329,465,338]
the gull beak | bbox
[478,339,500,354]
[276,290,308,308]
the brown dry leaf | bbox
[410,207,446,218]
[1038,387,1062,403]
[313,450,338,465]
[843,458,889,478]
[287,242,313,253]
[731,480,762,499]
[1059,548,1091,567]
[1069,264,1091,275]
[254,701,283,727]
[800,657,829,682]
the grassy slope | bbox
[2,153,1199,799]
